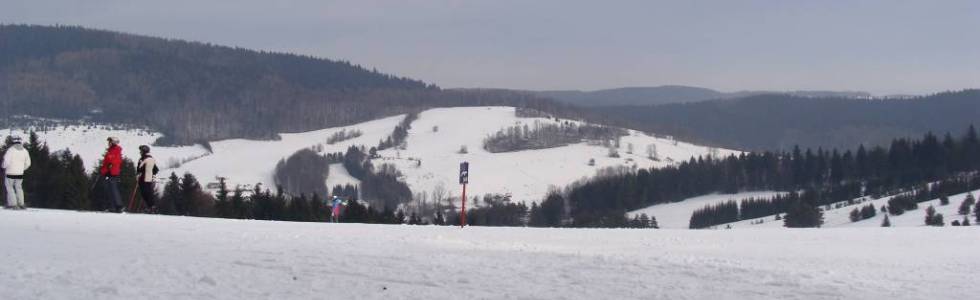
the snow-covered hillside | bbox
[627,191,788,229]
[1,209,977,299]
[373,107,735,203]
[722,189,980,229]
[3,107,734,204]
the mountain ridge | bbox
[0,25,576,145]
[534,85,875,107]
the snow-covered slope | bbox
[374,107,736,203]
[3,107,733,203]
[627,191,788,229]
[723,189,980,229]
[1,209,976,299]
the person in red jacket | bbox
[100,136,124,212]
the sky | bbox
[2,0,978,95]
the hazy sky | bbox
[3,0,978,94]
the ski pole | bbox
[89,176,102,193]
[126,181,140,213]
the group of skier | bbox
[91,136,160,213]
[0,135,160,213]
[3,135,350,221]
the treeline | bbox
[595,90,980,151]
[0,25,584,145]
[326,129,362,145]
[273,149,335,197]
[483,121,627,153]
[274,144,415,209]
[551,125,980,228]
[691,170,980,228]
[341,146,412,208]
[377,112,418,150]
[689,201,738,229]
[885,174,980,217]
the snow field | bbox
[0,209,977,299]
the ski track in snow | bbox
[1,209,977,299]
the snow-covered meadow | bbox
[0,209,976,299]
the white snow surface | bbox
[628,191,788,229]
[374,107,736,204]
[725,189,980,228]
[325,163,361,190]
[4,107,734,203]
[1,209,977,299]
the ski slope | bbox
[627,191,788,229]
[1,209,977,299]
[3,107,733,204]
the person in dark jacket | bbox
[136,145,159,213]
[100,137,124,212]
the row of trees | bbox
[326,129,362,145]
[596,90,980,151]
[377,112,418,150]
[552,125,980,228]
[687,171,980,229]
[341,146,412,208]
[849,204,878,222]
[483,121,627,153]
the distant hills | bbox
[535,85,874,107]
[0,25,574,145]
[595,90,980,151]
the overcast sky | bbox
[3,0,978,94]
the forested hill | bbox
[0,25,572,144]
[535,86,872,107]
[595,90,980,151]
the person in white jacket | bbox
[3,136,31,210]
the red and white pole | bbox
[459,161,469,228]
[460,183,467,227]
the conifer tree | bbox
[959,194,975,215]
[158,173,181,215]
[784,201,823,228]
[849,208,861,222]
[881,215,891,227]
[975,201,980,223]
[925,205,938,226]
